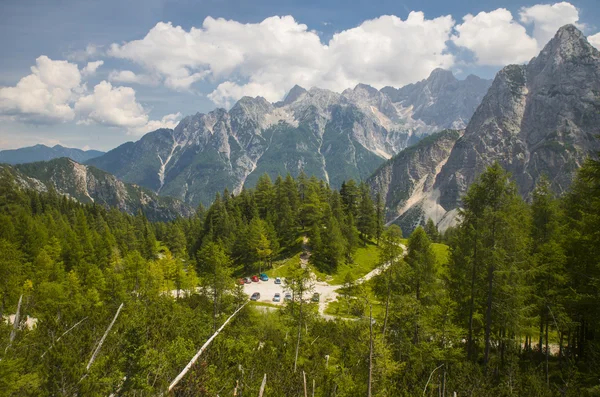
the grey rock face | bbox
[89,70,490,207]
[368,130,462,234]
[436,24,600,211]
[382,69,492,130]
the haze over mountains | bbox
[87,69,491,206]
[0,144,104,165]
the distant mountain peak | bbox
[429,68,456,80]
[283,84,308,105]
[0,144,104,165]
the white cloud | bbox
[452,9,539,66]
[129,112,182,135]
[74,80,180,134]
[109,13,455,106]
[519,2,583,47]
[589,33,600,50]
[75,81,149,128]
[82,60,104,77]
[108,70,158,85]
[0,56,82,123]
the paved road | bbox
[243,242,407,316]
[172,240,406,319]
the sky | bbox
[1,0,599,151]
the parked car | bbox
[273,293,281,302]
[311,293,320,302]
[244,277,252,284]
[260,273,269,281]
[274,277,281,284]
[238,278,245,285]
[250,292,260,301]
[284,293,292,302]
[251,275,259,282]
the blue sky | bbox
[1,0,599,151]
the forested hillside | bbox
[1,155,600,395]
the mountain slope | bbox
[3,158,193,221]
[89,70,487,207]
[368,130,462,233]
[381,69,492,130]
[369,24,600,233]
[0,144,104,165]
[435,24,600,211]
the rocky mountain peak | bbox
[427,68,458,90]
[529,24,599,76]
[283,84,308,105]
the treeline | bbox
[1,156,600,396]
[378,160,600,395]
[156,172,384,275]
[0,169,386,396]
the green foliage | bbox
[2,159,600,396]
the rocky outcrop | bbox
[382,69,492,130]
[369,25,600,233]
[368,130,462,233]
[435,24,600,211]
[5,158,192,221]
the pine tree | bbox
[196,240,234,331]
[423,218,440,243]
[357,182,376,242]
[255,173,275,219]
[406,226,435,343]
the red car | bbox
[251,275,259,282]
[238,278,245,285]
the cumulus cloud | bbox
[109,13,455,106]
[82,60,104,77]
[519,2,583,47]
[589,33,600,50]
[0,56,82,123]
[452,9,539,66]
[75,81,150,128]
[129,112,182,135]
[74,80,180,134]
[108,70,159,85]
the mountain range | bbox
[1,158,193,221]
[87,70,491,206]
[3,24,598,231]
[0,144,104,165]
[369,24,600,232]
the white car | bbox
[273,293,281,302]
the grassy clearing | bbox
[328,242,380,285]
[432,243,450,266]
[265,252,301,279]
[251,301,280,309]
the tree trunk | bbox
[539,309,544,360]
[483,263,494,366]
[294,287,303,373]
[545,319,549,385]
[558,331,564,368]
[383,284,391,337]
[467,227,478,361]
[368,304,373,397]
